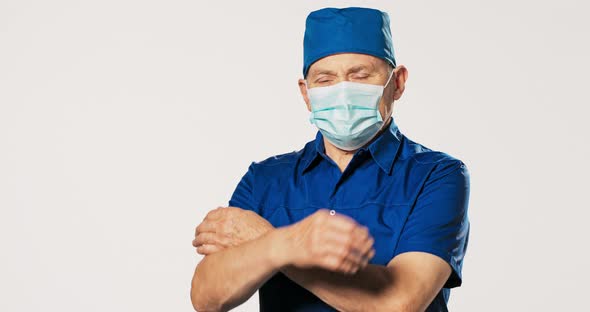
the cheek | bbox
[306,102,312,112]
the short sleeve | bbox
[228,162,260,214]
[394,160,471,288]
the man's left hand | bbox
[193,206,274,255]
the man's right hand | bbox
[276,209,375,275]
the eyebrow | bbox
[309,64,376,78]
[347,65,374,74]
[310,69,338,76]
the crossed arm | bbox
[280,253,451,312]
[189,207,452,312]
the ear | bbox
[298,78,312,112]
[392,65,408,101]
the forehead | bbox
[307,53,387,76]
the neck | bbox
[324,140,356,173]
[324,117,392,173]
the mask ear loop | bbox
[355,67,397,150]
[384,67,395,89]
[381,67,396,127]
[304,78,318,116]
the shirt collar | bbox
[301,115,403,175]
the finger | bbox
[365,248,376,262]
[196,243,223,255]
[354,229,374,258]
[321,254,344,272]
[324,224,371,256]
[194,232,214,247]
[355,247,373,267]
[323,254,359,274]
[359,248,375,269]
[361,235,375,257]
[337,257,353,274]
[344,247,366,268]
[204,206,225,221]
[327,222,372,255]
[196,232,231,248]
[339,251,364,274]
[321,239,365,270]
[195,220,219,235]
[340,232,371,269]
[358,247,373,267]
[316,229,366,263]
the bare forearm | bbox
[191,228,285,312]
[280,264,395,312]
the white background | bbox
[1,0,589,311]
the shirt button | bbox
[329,209,336,215]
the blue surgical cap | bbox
[303,7,396,78]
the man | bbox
[191,7,470,312]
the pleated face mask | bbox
[305,69,394,151]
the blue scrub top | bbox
[228,116,471,312]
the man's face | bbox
[298,53,407,121]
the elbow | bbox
[390,303,414,312]
[190,284,225,312]
[190,272,226,312]
[190,289,203,311]
[395,302,426,312]
[189,282,206,311]
[190,285,204,311]
[383,297,421,312]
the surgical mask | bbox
[305,70,394,151]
